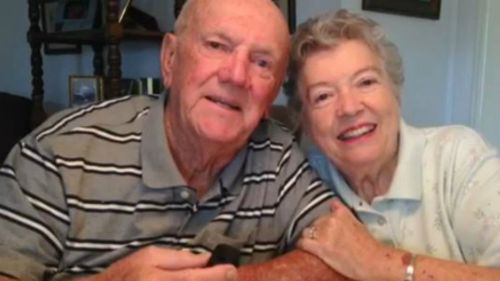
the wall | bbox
[474,0,500,148]
[0,0,31,99]
[338,0,460,127]
[296,0,341,25]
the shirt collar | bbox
[384,119,424,201]
[141,92,247,195]
[141,93,186,189]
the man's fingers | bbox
[177,264,238,281]
[157,250,211,270]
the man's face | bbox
[162,0,289,147]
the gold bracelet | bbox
[404,253,416,281]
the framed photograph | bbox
[54,0,99,31]
[136,77,164,95]
[362,0,441,20]
[69,75,103,107]
[40,0,81,54]
[273,0,296,32]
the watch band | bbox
[404,253,416,281]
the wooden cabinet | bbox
[27,0,164,126]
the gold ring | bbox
[305,226,317,239]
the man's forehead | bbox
[192,0,287,31]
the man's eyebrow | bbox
[202,31,234,43]
[202,31,280,59]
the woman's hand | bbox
[298,199,394,281]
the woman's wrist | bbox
[363,248,411,281]
[403,252,417,281]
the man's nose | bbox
[219,52,250,87]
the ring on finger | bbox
[305,226,317,240]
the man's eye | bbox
[255,58,271,69]
[206,41,228,52]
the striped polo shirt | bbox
[0,94,334,280]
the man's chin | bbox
[198,126,247,146]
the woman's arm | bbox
[238,249,351,281]
[298,200,500,281]
[359,246,500,281]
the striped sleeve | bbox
[0,135,70,280]
[272,141,336,250]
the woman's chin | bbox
[340,151,382,169]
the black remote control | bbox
[207,244,240,267]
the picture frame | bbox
[69,75,104,107]
[40,0,82,54]
[362,0,441,20]
[54,0,100,32]
[136,77,164,95]
[272,0,296,32]
[119,0,134,23]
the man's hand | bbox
[78,246,237,281]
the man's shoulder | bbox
[250,119,297,147]
[31,95,158,144]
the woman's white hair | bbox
[289,9,404,111]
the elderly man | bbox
[0,0,348,280]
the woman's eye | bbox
[358,78,377,89]
[311,92,333,106]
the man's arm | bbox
[238,250,350,281]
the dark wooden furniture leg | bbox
[27,0,46,127]
[106,0,122,99]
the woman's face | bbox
[299,40,400,171]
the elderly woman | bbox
[290,9,500,281]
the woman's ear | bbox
[160,33,177,89]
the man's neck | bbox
[164,115,240,198]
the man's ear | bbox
[161,33,177,88]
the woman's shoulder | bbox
[410,124,498,167]
[419,124,492,150]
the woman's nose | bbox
[336,91,363,116]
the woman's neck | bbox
[340,154,398,204]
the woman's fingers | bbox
[298,237,322,256]
[330,198,347,213]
